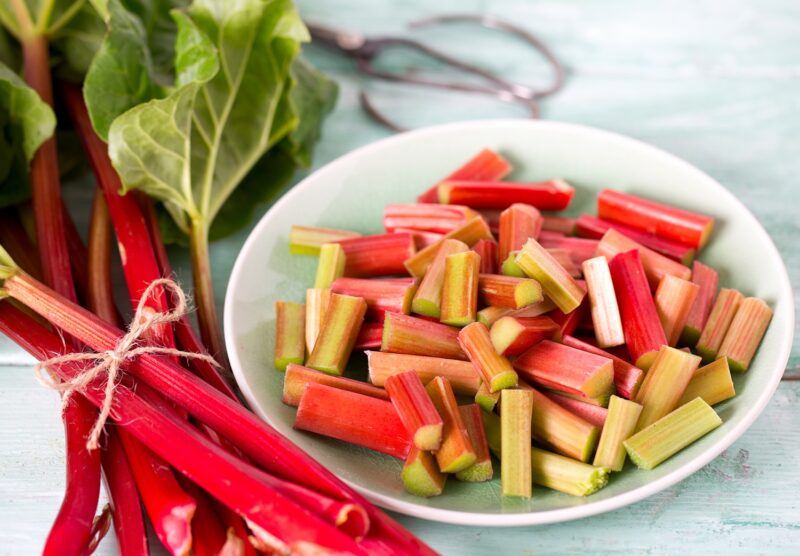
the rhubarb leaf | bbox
[0,61,56,207]
[108,0,308,234]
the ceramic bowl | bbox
[224,120,793,526]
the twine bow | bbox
[35,278,221,450]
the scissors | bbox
[307,14,566,131]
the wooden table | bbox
[1,0,798,553]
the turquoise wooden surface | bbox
[1,0,798,553]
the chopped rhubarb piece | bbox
[500,390,534,497]
[274,301,305,371]
[597,189,715,250]
[381,313,466,360]
[477,306,512,327]
[592,395,643,471]
[386,371,444,451]
[290,225,361,255]
[538,236,599,265]
[654,275,700,346]
[624,398,721,470]
[425,377,477,473]
[294,383,411,459]
[597,229,692,290]
[548,292,589,342]
[335,233,416,277]
[314,243,346,289]
[498,203,543,262]
[542,216,576,235]
[404,217,493,277]
[440,251,480,326]
[456,405,494,482]
[582,256,624,348]
[490,315,559,356]
[515,340,615,405]
[306,294,367,375]
[531,447,610,496]
[561,335,644,400]
[680,261,719,346]
[384,203,477,233]
[438,179,575,211]
[695,288,744,362]
[634,346,701,430]
[331,277,417,322]
[608,250,668,370]
[411,239,469,318]
[543,392,609,430]
[354,322,383,350]
[396,228,445,250]
[526,385,599,462]
[305,288,330,353]
[678,358,735,407]
[366,351,479,395]
[417,148,512,203]
[472,239,498,274]
[282,364,389,407]
[500,251,525,277]
[474,382,501,412]
[478,274,543,309]
[402,448,447,497]
[481,408,502,458]
[458,322,519,392]
[575,214,695,264]
[515,238,586,313]
[717,297,773,372]
[510,298,557,317]
[547,248,582,278]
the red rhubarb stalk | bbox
[438,179,575,210]
[366,351,480,395]
[385,371,444,451]
[498,203,542,262]
[680,260,719,346]
[597,229,692,291]
[331,277,417,321]
[283,364,389,407]
[395,228,445,249]
[561,335,644,400]
[334,233,416,277]
[177,479,227,556]
[384,203,476,233]
[101,431,148,556]
[354,321,384,350]
[597,189,714,249]
[608,250,668,370]
[381,313,466,360]
[472,239,498,274]
[538,235,599,265]
[0,276,434,555]
[417,148,512,203]
[86,193,117,325]
[489,315,559,356]
[542,216,576,235]
[575,214,695,264]
[295,383,411,459]
[543,392,608,430]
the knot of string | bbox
[34,278,221,450]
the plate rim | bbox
[223,118,794,527]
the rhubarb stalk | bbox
[411,239,469,317]
[515,238,585,313]
[458,322,518,391]
[680,260,719,346]
[561,335,644,400]
[634,346,701,430]
[498,203,542,262]
[381,313,466,360]
[478,274,543,309]
[426,377,477,473]
[592,396,643,471]
[331,277,417,321]
[314,243,346,289]
[438,179,575,211]
[597,228,692,290]
[717,297,773,372]
[402,448,447,497]
[306,293,367,375]
[695,288,744,362]
[455,405,494,482]
[366,351,479,395]
[500,389,533,497]
[678,358,735,407]
[582,256,624,348]
[654,275,700,346]
[385,371,444,451]
[417,148,511,203]
[274,301,306,371]
[283,364,389,407]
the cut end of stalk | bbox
[402,448,447,497]
[475,382,501,412]
[414,423,444,452]
[490,370,519,392]
[411,297,440,318]
[634,349,660,371]
[334,503,370,541]
[455,460,493,483]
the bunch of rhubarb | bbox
[279,148,773,500]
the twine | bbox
[35,278,221,450]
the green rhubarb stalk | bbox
[274,301,305,371]
[515,238,585,313]
[401,448,447,497]
[531,447,611,496]
[426,377,477,473]
[717,297,773,372]
[677,358,735,407]
[305,288,330,353]
[593,396,643,471]
[314,243,346,289]
[474,382,501,413]
[635,346,701,431]
[501,389,533,498]
[501,251,525,277]
[411,239,469,317]
[306,293,367,375]
[455,405,494,482]
[481,408,502,459]
[477,306,512,327]
[440,251,480,327]
[290,225,361,255]
[624,398,722,470]
[695,288,744,362]
[458,322,518,392]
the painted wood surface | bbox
[0,0,798,554]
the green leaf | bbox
[0,60,56,207]
[108,0,308,236]
[84,0,167,140]
[49,2,108,77]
